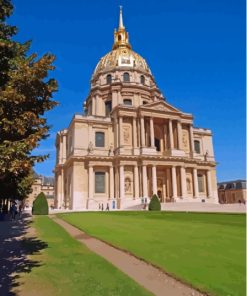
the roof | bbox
[42,176,54,186]
[33,171,54,186]
[217,180,246,190]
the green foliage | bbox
[32,192,48,215]
[0,0,58,201]
[148,194,161,211]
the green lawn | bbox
[18,216,151,296]
[59,212,246,296]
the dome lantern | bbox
[113,6,131,50]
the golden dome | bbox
[92,7,151,77]
[93,47,151,77]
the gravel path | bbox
[53,217,208,296]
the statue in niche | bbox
[88,141,94,154]
[109,143,114,156]
[186,178,192,193]
[125,178,131,193]
[204,150,209,161]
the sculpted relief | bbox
[124,177,132,194]
[182,129,190,153]
[123,125,131,145]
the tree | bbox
[148,194,161,211]
[0,0,58,201]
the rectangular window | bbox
[198,174,204,192]
[95,172,105,193]
[194,140,201,154]
[95,132,105,147]
[105,101,112,116]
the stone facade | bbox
[218,180,246,204]
[54,8,218,210]
[26,175,54,209]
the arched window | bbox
[95,132,105,147]
[123,72,130,82]
[123,99,132,106]
[194,140,201,154]
[118,35,122,41]
[198,174,204,192]
[105,101,112,116]
[106,74,112,84]
[140,75,145,85]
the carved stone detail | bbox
[182,130,190,152]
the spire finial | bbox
[113,6,131,50]
[119,5,124,29]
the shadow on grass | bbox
[0,213,48,295]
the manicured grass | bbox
[18,216,151,296]
[59,212,246,296]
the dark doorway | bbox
[155,138,160,151]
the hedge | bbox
[32,192,49,215]
[148,194,161,211]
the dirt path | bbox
[53,217,207,296]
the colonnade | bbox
[115,115,194,153]
[87,163,213,200]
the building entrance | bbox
[156,167,174,203]
[157,177,165,202]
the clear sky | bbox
[9,0,245,182]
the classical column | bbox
[119,116,123,147]
[115,166,119,198]
[140,116,145,147]
[168,119,174,149]
[189,125,194,156]
[152,165,157,195]
[206,170,212,197]
[180,166,186,197]
[134,165,139,199]
[193,168,199,197]
[56,173,61,208]
[142,165,148,197]
[137,117,141,147]
[95,95,99,116]
[132,117,137,148]
[109,166,114,199]
[114,118,118,149]
[88,165,94,199]
[93,96,96,115]
[119,165,125,199]
[61,169,64,208]
[171,166,177,198]
[150,117,155,147]
[177,121,182,150]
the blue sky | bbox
[9,0,245,182]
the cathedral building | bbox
[54,8,218,210]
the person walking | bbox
[10,203,17,220]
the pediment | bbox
[140,100,182,113]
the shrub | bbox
[32,192,49,215]
[148,194,161,211]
